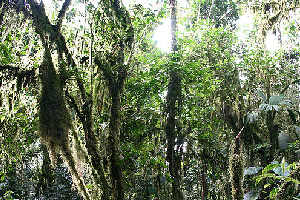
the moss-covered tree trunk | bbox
[38,42,90,200]
[109,86,124,200]
[229,135,244,200]
[266,110,279,163]
[93,1,133,199]
[35,144,54,198]
[223,105,245,200]
[81,108,111,199]
[165,0,184,199]
[220,73,245,200]
[201,163,207,200]
[94,58,127,200]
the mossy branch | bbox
[281,79,300,94]
[0,1,7,26]
[0,65,36,89]
[27,0,89,103]
[65,89,84,121]
[94,57,114,84]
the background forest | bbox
[0,0,299,199]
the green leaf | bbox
[0,115,5,122]
[86,184,94,189]
[272,160,290,177]
[0,174,5,182]
[244,166,262,176]
[269,188,278,199]
[262,163,280,174]
[269,95,284,105]
[257,90,267,102]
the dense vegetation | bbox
[0,0,299,199]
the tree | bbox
[165,0,184,199]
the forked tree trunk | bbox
[19,1,111,197]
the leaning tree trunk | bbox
[165,0,184,199]
[38,43,90,200]
[81,104,112,199]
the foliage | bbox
[190,0,239,29]
[0,0,299,199]
[255,159,299,199]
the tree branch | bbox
[65,89,83,122]
[0,65,19,72]
[56,0,72,30]
[0,1,7,26]
[94,57,114,86]
[0,65,35,77]
[0,65,36,89]
[281,79,300,94]
[26,0,89,103]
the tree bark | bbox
[82,113,111,200]
[201,164,207,200]
[35,144,54,198]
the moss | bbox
[38,50,90,200]
[39,49,70,162]
[61,143,90,200]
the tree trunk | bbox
[165,0,183,199]
[229,137,244,200]
[266,110,278,163]
[201,164,207,200]
[93,60,126,200]
[82,116,111,200]
[35,144,54,198]
[109,87,124,200]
